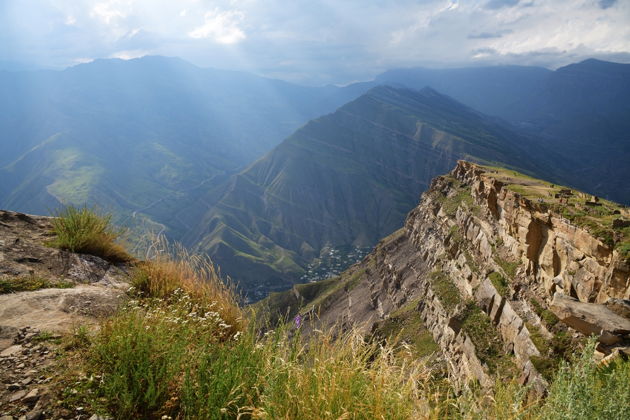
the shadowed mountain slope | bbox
[0,56,358,238]
[187,86,561,297]
[375,59,630,203]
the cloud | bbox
[188,8,246,44]
[109,49,149,60]
[90,0,130,25]
[1,0,630,84]
[468,29,513,39]
[484,0,520,9]
[598,0,617,9]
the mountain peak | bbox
[556,58,630,75]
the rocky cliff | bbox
[263,161,630,392]
[0,210,130,418]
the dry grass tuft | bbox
[131,238,244,332]
[49,206,132,263]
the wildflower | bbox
[294,314,302,328]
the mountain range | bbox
[0,56,628,297]
[0,56,358,240]
[184,85,565,296]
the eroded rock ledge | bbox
[284,161,630,392]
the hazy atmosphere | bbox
[2,0,630,83]
[1,1,629,418]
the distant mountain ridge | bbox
[374,59,630,203]
[0,56,359,239]
[187,85,562,297]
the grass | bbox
[56,273,630,420]
[0,275,74,294]
[489,272,510,297]
[495,256,519,279]
[130,239,244,334]
[530,298,560,328]
[373,299,440,359]
[464,251,480,275]
[63,290,434,419]
[440,181,475,217]
[459,302,517,376]
[49,206,132,263]
[429,270,462,312]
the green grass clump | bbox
[442,187,474,217]
[49,206,132,263]
[530,298,560,328]
[430,270,462,312]
[464,251,480,275]
[373,299,440,359]
[459,302,517,376]
[68,295,432,419]
[0,275,74,294]
[489,272,510,297]
[495,256,519,279]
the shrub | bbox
[459,302,517,376]
[539,339,630,420]
[489,272,509,297]
[430,270,462,312]
[49,206,132,263]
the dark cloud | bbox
[598,0,617,9]
[484,0,520,10]
[468,29,513,39]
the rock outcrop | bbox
[276,161,630,392]
[0,210,131,418]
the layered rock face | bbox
[287,161,630,391]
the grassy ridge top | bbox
[478,164,630,259]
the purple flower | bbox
[294,314,302,328]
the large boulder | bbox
[551,293,630,345]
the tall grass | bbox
[252,327,433,419]
[130,239,243,333]
[49,206,132,263]
[61,239,630,419]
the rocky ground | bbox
[0,210,130,419]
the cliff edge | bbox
[261,161,630,392]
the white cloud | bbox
[90,0,131,25]
[188,8,246,44]
[2,0,630,83]
[109,49,148,60]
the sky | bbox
[1,0,630,84]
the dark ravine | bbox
[260,161,630,391]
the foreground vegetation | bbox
[59,259,629,419]
[0,275,73,294]
[49,208,629,419]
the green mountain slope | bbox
[187,86,560,298]
[0,56,358,239]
